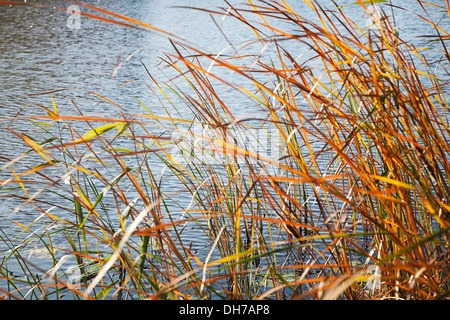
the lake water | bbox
[0,0,448,298]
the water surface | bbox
[0,0,448,297]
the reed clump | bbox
[0,0,449,300]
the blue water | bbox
[0,0,448,299]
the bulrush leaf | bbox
[1,0,449,301]
[72,122,128,144]
[77,167,132,232]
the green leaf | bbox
[51,95,59,116]
[336,0,387,10]
[33,159,63,169]
[73,122,127,144]
[110,148,133,153]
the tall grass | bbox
[0,0,449,300]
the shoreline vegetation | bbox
[0,0,449,300]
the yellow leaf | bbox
[73,122,127,144]
[51,95,58,116]
[370,175,416,190]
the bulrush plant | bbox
[0,0,449,300]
